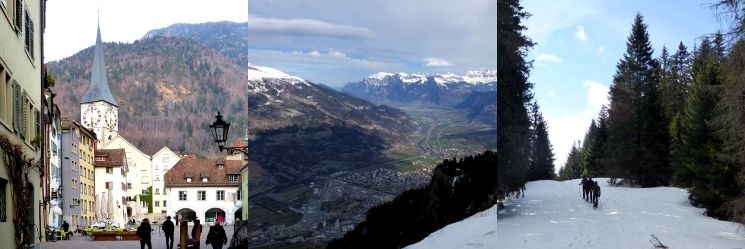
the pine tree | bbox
[660,43,693,122]
[581,118,606,177]
[559,142,584,180]
[497,0,534,199]
[673,36,738,219]
[605,14,670,187]
[716,38,745,225]
[527,102,556,181]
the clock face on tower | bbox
[82,106,101,127]
[105,107,117,130]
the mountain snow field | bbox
[407,179,745,249]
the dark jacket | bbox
[205,224,227,245]
[162,219,175,236]
[61,222,69,232]
[137,222,152,240]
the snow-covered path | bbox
[407,179,745,249]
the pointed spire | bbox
[81,21,118,106]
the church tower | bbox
[81,22,118,144]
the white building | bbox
[151,147,179,214]
[94,149,129,225]
[165,157,242,225]
[101,136,152,215]
[47,105,62,228]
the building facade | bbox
[0,0,44,247]
[101,136,152,217]
[165,157,242,225]
[78,121,97,226]
[94,149,128,226]
[46,104,61,228]
[60,119,82,228]
[151,147,179,214]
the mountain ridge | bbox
[342,70,496,106]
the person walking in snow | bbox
[592,181,601,208]
[579,177,589,200]
[584,177,595,202]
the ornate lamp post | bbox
[210,111,249,248]
[209,112,248,155]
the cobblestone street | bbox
[40,226,234,249]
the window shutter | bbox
[12,81,20,135]
[24,9,33,58]
[21,92,27,139]
[35,109,39,143]
[14,0,22,32]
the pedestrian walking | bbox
[137,218,153,249]
[579,177,588,199]
[162,216,175,249]
[205,220,228,249]
[592,180,601,208]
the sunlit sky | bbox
[45,0,247,62]
[45,1,496,87]
[246,0,497,87]
[522,0,726,169]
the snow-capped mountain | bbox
[342,70,496,106]
[246,64,416,138]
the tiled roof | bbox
[94,148,126,168]
[165,157,243,187]
[61,117,98,139]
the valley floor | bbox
[407,179,745,249]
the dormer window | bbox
[202,178,208,183]
[186,177,192,183]
[217,163,224,169]
[228,174,239,182]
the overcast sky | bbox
[246,0,497,86]
[523,0,725,170]
[45,0,247,62]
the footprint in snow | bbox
[465,242,483,248]
[482,230,496,236]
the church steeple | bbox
[81,22,117,106]
[81,20,119,145]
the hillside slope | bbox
[407,179,745,249]
[143,21,247,66]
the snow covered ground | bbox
[407,179,745,249]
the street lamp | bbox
[209,112,248,155]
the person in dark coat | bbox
[205,220,228,249]
[593,180,601,208]
[579,177,588,200]
[162,216,175,249]
[137,218,153,249]
[61,221,70,239]
[583,177,595,201]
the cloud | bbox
[248,16,375,40]
[292,49,349,59]
[545,80,609,170]
[597,45,605,54]
[536,53,563,63]
[574,25,588,42]
[523,0,600,45]
[422,57,454,67]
